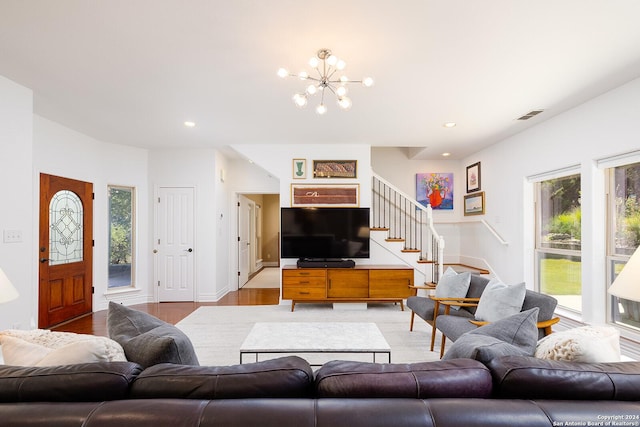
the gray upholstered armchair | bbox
[407,275,560,358]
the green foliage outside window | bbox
[109,187,133,265]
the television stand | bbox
[296,258,355,268]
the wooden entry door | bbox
[39,173,93,328]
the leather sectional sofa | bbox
[1,354,640,426]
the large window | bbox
[608,161,640,330]
[535,173,582,312]
[108,186,135,289]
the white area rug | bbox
[176,304,442,366]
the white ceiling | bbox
[2,0,640,159]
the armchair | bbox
[436,289,560,358]
[406,274,488,352]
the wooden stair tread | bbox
[444,263,490,275]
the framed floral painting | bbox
[416,173,453,210]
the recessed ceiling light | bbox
[184,121,196,128]
[442,152,451,157]
[443,122,456,128]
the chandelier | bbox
[277,49,374,115]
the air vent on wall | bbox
[517,109,544,120]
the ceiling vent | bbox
[517,109,544,120]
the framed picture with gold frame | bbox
[292,159,307,179]
[312,160,357,178]
[464,192,485,216]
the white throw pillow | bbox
[0,335,112,366]
[535,325,621,363]
[474,279,526,322]
[0,329,126,362]
[434,267,471,310]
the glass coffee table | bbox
[239,322,391,365]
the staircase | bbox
[371,173,488,286]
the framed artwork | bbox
[416,173,453,210]
[466,162,481,193]
[464,192,485,216]
[313,160,357,178]
[291,184,359,207]
[292,159,306,179]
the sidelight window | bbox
[108,186,135,289]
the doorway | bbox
[155,186,196,302]
[38,173,93,328]
[237,193,280,289]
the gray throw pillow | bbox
[107,302,199,368]
[434,267,471,311]
[474,279,526,322]
[442,308,539,363]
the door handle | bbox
[39,258,50,263]
[185,248,193,252]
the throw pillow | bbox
[443,308,539,363]
[474,279,526,322]
[0,335,111,366]
[107,302,199,368]
[0,329,126,362]
[535,325,621,363]
[435,267,472,310]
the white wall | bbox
[33,116,150,310]
[0,76,34,330]
[148,148,222,301]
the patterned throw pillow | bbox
[535,325,620,362]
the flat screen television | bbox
[280,207,370,260]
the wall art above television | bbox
[312,160,357,178]
[291,184,359,207]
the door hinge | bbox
[91,286,95,294]
[237,202,240,207]
[158,197,161,203]
[238,271,241,276]
[92,239,95,247]
[92,193,95,200]
[237,236,240,242]
[157,281,160,287]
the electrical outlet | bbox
[3,229,22,243]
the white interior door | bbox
[238,195,250,287]
[157,187,195,301]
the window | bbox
[608,161,640,330]
[108,186,135,289]
[535,173,582,312]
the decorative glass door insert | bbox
[49,190,83,265]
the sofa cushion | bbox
[130,356,314,399]
[474,279,526,322]
[0,361,142,402]
[488,355,640,400]
[535,325,621,363]
[434,267,472,310]
[107,302,199,368]
[442,308,539,363]
[314,358,492,398]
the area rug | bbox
[176,304,442,366]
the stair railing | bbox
[372,172,445,284]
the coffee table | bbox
[239,322,391,365]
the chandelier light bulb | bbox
[335,86,348,97]
[316,104,327,115]
[362,77,374,87]
[293,93,308,108]
[277,68,289,78]
[309,57,319,68]
[336,59,346,70]
[337,96,352,110]
[298,71,308,80]
[306,84,318,95]
[326,55,338,66]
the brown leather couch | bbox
[1,355,639,426]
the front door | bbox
[38,173,93,328]
[156,187,195,301]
